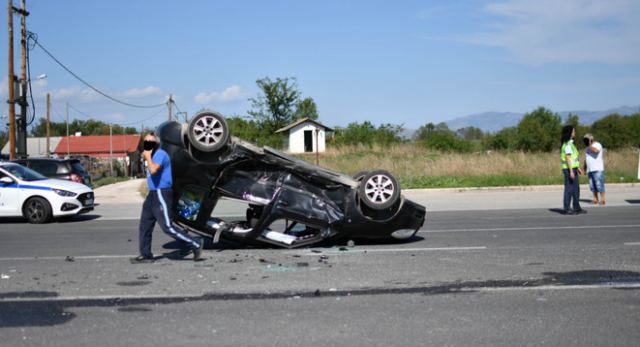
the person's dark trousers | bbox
[138,188,201,258]
[562,168,581,212]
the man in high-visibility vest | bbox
[560,125,587,214]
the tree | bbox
[329,121,402,147]
[414,122,473,152]
[248,77,301,133]
[30,118,137,137]
[486,126,518,150]
[293,97,319,121]
[226,115,282,148]
[515,107,561,152]
[565,113,580,128]
[628,113,640,148]
[455,126,484,141]
[590,114,634,150]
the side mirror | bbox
[0,176,14,184]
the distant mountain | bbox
[445,105,640,133]
[446,111,523,133]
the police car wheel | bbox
[23,197,52,224]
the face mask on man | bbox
[143,140,158,151]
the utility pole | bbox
[109,124,113,177]
[16,0,28,158]
[168,94,173,121]
[66,102,69,157]
[46,93,50,156]
[7,0,16,160]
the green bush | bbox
[515,107,561,152]
[329,121,402,147]
[418,132,473,152]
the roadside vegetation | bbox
[299,145,639,189]
[229,78,639,188]
[8,76,636,190]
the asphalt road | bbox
[1,204,639,346]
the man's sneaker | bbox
[130,255,155,264]
[193,240,204,261]
[561,209,575,215]
[575,209,588,214]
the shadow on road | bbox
[0,215,101,224]
[2,269,639,328]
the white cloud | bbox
[194,85,243,104]
[49,85,83,99]
[120,86,162,98]
[48,85,165,103]
[106,112,127,122]
[33,78,48,89]
[462,0,640,65]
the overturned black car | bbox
[156,110,426,248]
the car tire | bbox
[23,197,52,224]
[357,170,401,210]
[187,111,230,153]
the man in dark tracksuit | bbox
[132,133,203,262]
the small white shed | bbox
[275,118,333,154]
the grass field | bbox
[298,145,640,189]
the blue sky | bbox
[1,0,639,130]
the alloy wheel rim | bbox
[364,174,394,204]
[193,115,224,147]
[28,201,44,221]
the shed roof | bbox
[1,137,63,157]
[54,134,141,156]
[275,117,334,134]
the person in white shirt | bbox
[583,133,605,205]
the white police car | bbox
[0,162,94,223]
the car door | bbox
[0,170,20,216]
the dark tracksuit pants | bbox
[562,168,581,212]
[138,188,200,258]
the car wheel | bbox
[358,170,401,210]
[187,111,230,152]
[23,197,52,224]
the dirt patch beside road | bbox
[94,178,145,205]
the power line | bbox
[121,107,167,126]
[26,34,36,126]
[172,99,183,114]
[67,103,94,120]
[27,31,168,109]
[48,101,166,129]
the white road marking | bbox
[0,254,135,261]
[302,246,487,255]
[96,213,243,221]
[423,224,640,233]
[2,282,639,303]
[0,247,486,262]
[624,242,640,246]
[467,283,640,292]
